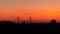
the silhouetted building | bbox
[50,19,56,24]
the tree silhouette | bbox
[50,19,56,24]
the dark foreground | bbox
[0,21,60,33]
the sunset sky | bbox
[0,0,60,22]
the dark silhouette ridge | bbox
[0,20,60,33]
[0,21,14,24]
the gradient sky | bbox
[0,0,60,22]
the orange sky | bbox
[0,0,60,22]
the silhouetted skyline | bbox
[0,0,60,33]
[0,18,58,24]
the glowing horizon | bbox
[0,0,60,22]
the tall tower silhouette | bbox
[29,16,32,23]
[17,16,20,23]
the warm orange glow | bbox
[0,0,60,22]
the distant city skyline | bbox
[0,0,60,22]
